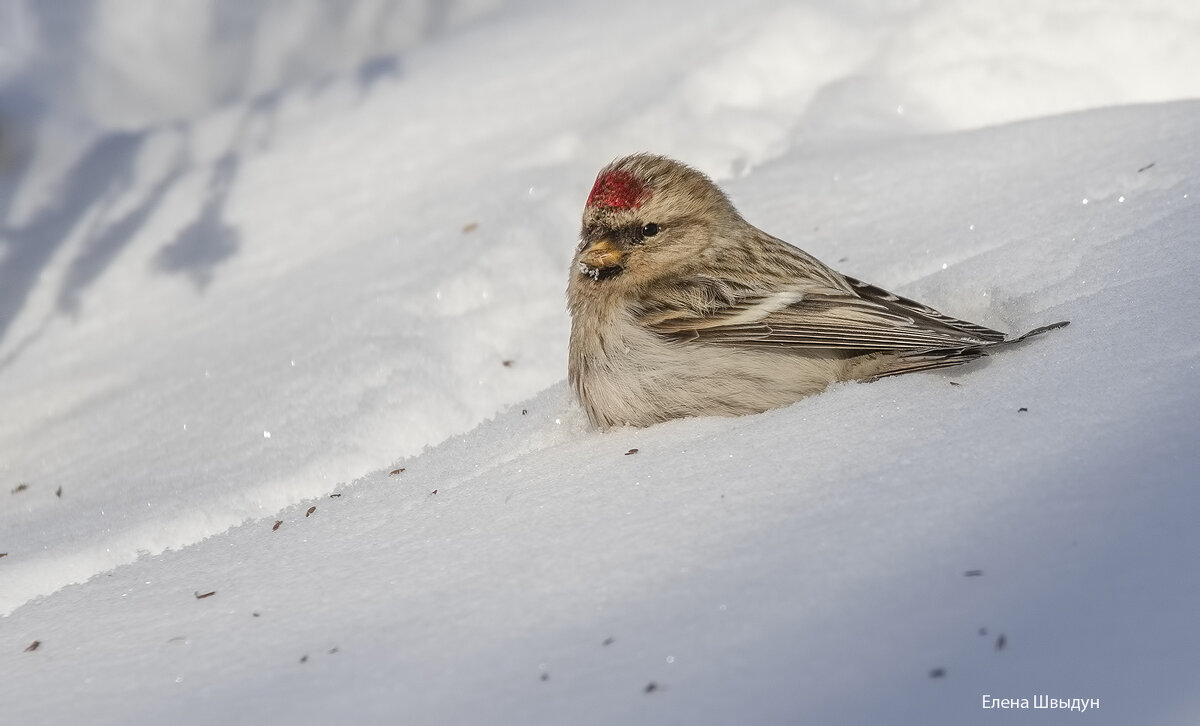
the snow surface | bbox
[2,1,1199,723]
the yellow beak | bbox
[578,238,624,269]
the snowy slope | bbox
[2,1,1199,724]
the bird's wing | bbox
[640,275,1006,351]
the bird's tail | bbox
[873,320,1070,378]
[1005,320,1070,344]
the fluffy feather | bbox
[567,154,1067,429]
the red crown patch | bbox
[587,170,648,210]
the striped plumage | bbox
[567,154,1067,429]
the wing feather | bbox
[640,273,1007,351]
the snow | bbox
[2,1,1198,723]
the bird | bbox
[566,153,1068,429]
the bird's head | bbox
[573,154,739,290]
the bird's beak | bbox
[578,237,624,270]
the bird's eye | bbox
[641,223,659,237]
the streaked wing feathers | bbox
[844,276,1006,343]
[642,274,1006,351]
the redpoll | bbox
[567,154,1067,429]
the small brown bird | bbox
[566,154,1067,430]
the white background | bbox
[1,1,1198,723]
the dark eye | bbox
[641,223,659,237]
